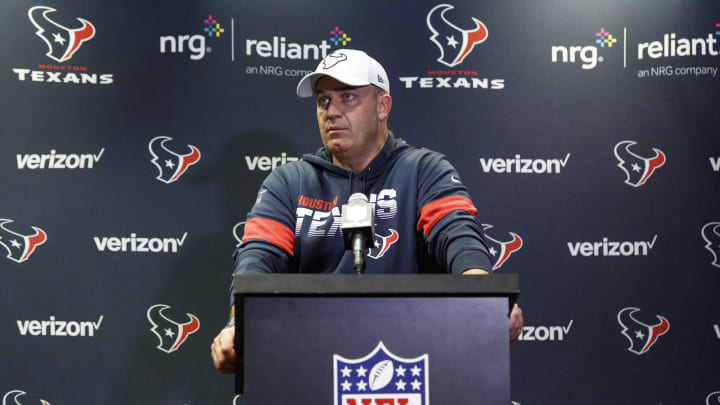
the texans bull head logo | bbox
[482,224,522,270]
[2,390,50,405]
[613,140,666,187]
[28,6,95,63]
[0,219,47,263]
[701,222,720,268]
[146,304,200,353]
[367,229,399,259]
[321,51,348,70]
[617,307,670,355]
[427,3,488,67]
[148,136,201,184]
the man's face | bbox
[315,76,385,162]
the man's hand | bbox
[462,268,524,342]
[211,326,239,373]
[508,303,523,342]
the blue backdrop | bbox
[1,0,719,403]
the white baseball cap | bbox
[296,49,390,97]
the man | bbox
[212,49,523,373]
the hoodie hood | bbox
[302,131,411,180]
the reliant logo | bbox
[245,152,299,171]
[160,14,225,61]
[245,35,332,60]
[243,26,351,80]
[17,315,103,337]
[551,27,619,70]
[479,153,571,174]
[14,6,114,85]
[93,232,188,253]
[0,219,47,264]
[567,235,657,257]
[16,148,105,170]
[517,320,573,342]
[637,26,719,61]
[3,390,51,405]
[398,3,505,90]
[710,157,720,172]
[617,307,669,355]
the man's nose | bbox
[326,98,342,118]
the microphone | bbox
[341,193,375,274]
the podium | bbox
[233,273,519,404]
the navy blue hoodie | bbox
[233,132,492,276]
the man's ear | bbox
[377,93,392,121]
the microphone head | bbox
[341,193,375,249]
[348,192,368,203]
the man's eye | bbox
[317,97,329,105]
[343,93,355,101]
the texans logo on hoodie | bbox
[0,219,47,263]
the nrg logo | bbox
[551,27,619,70]
[159,14,225,60]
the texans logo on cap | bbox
[322,51,348,69]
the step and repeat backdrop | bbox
[1,0,719,403]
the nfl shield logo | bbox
[333,341,429,405]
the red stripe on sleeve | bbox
[242,217,295,256]
[417,195,478,237]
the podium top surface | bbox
[232,273,518,297]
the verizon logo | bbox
[17,148,105,169]
[17,315,103,337]
[479,153,571,174]
[568,235,658,257]
[710,157,720,172]
[245,153,299,171]
[93,232,188,253]
[517,320,573,341]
